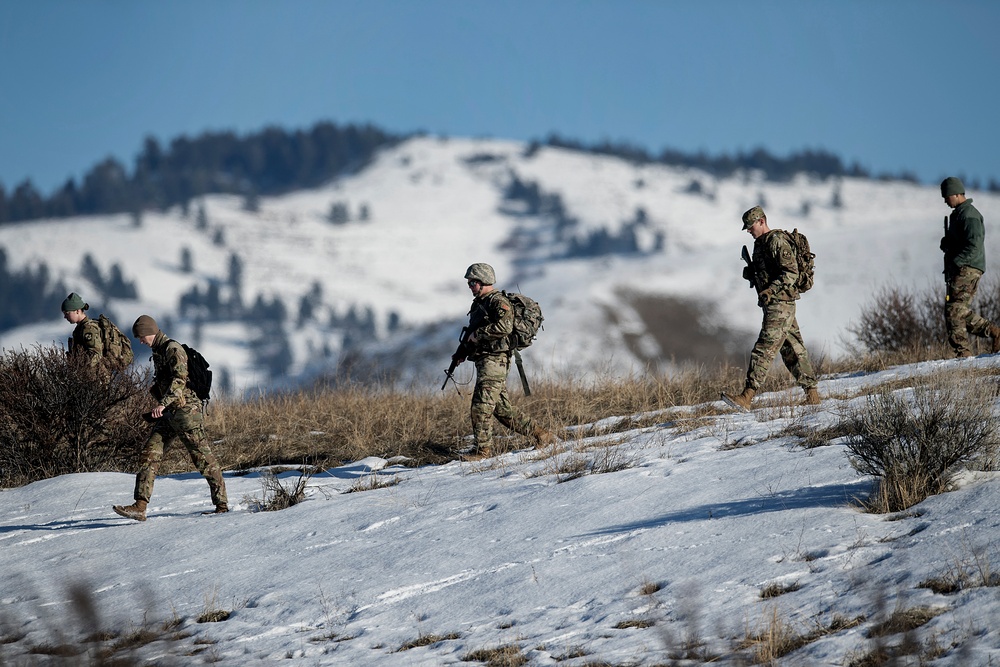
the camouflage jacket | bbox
[71,316,104,366]
[750,230,800,305]
[467,290,513,360]
[942,199,986,276]
[149,331,199,410]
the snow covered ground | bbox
[2,355,999,665]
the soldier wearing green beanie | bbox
[112,315,228,521]
[61,292,104,367]
[939,177,1000,356]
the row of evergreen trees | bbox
[0,122,400,224]
[5,120,997,225]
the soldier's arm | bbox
[78,321,105,367]
[159,344,191,409]
[758,234,799,303]
[475,296,514,342]
[953,215,983,267]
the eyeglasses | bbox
[467,280,480,287]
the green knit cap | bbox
[941,176,965,197]
[132,315,159,337]
[61,293,88,312]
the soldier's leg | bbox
[133,428,170,503]
[471,357,507,451]
[745,302,797,391]
[946,269,980,355]
[778,316,817,389]
[174,409,227,508]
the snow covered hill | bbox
[1,136,996,394]
[2,356,998,664]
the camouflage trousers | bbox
[133,404,227,507]
[745,301,817,392]
[945,266,995,356]
[471,353,535,450]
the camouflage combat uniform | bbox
[941,198,999,356]
[466,291,537,454]
[70,316,104,367]
[744,230,817,392]
[131,331,227,508]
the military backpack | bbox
[502,291,544,350]
[96,314,134,368]
[181,343,213,403]
[779,229,816,293]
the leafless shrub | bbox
[0,345,153,487]
[343,471,401,493]
[246,468,311,511]
[759,581,801,599]
[395,632,461,652]
[919,539,1000,594]
[846,283,948,360]
[842,374,1000,512]
[461,643,528,666]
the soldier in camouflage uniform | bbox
[113,315,227,521]
[457,263,555,457]
[61,292,103,367]
[722,207,819,411]
[939,176,1000,357]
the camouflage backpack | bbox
[96,314,134,368]
[779,229,816,293]
[181,344,213,403]
[502,291,544,350]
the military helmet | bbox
[464,263,496,286]
[61,292,88,312]
[742,206,766,229]
[941,176,965,197]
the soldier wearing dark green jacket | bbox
[722,207,819,411]
[113,315,227,521]
[939,176,1000,357]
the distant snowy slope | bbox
[0,136,996,393]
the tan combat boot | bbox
[990,324,1000,354]
[203,504,229,515]
[532,426,557,448]
[112,500,147,522]
[804,387,821,406]
[721,387,756,412]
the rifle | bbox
[441,326,473,392]
[741,245,757,289]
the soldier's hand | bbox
[452,353,466,365]
[757,291,772,308]
[150,405,166,419]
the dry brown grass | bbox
[168,362,835,476]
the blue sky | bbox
[1,0,997,194]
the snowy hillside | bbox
[1,136,995,394]
[2,357,999,664]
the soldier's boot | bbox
[532,426,557,448]
[989,324,1000,354]
[803,387,821,406]
[721,387,756,412]
[203,504,229,515]
[112,500,147,522]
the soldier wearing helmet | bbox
[456,262,554,457]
